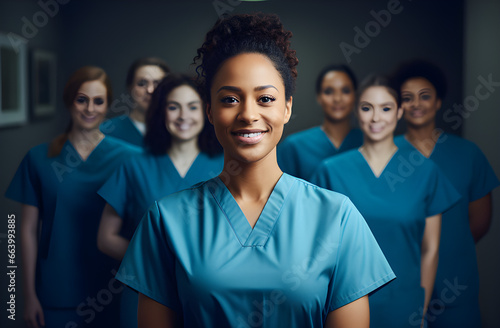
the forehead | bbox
[322,71,353,87]
[360,86,396,103]
[401,77,435,92]
[78,80,106,95]
[134,65,165,80]
[211,53,284,91]
[167,85,200,101]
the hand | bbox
[24,294,45,328]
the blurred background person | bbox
[5,66,140,328]
[101,57,170,147]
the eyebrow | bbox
[167,100,201,106]
[216,85,278,93]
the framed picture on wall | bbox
[32,49,57,118]
[0,32,28,127]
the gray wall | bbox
[1,0,497,327]
[464,1,500,327]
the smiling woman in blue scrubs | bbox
[97,73,223,328]
[312,76,460,328]
[392,60,499,328]
[116,14,395,328]
[101,57,170,147]
[5,66,140,328]
[277,64,362,181]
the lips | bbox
[409,109,426,118]
[369,125,384,133]
[81,114,98,123]
[232,129,267,145]
[176,123,192,131]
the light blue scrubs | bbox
[278,127,362,181]
[98,151,223,328]
[311,147,461,328]
[5,136,140,327]
[395,134,499,328]
[100,115,144,147]
[116,173,395,327]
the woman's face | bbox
[71,80,108,131]
[130,65,166,112]
[165,85,205,143]
[357,86,402,143]
[400,77,441,128]
[208,53,292,164]
[317,71,355,122]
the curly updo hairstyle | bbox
[193,13,299,103]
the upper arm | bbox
[468,192,493,242]
[21,204,39,233]
[422,214,441,253]
[98,204,123,238]
[138,293,180,328]
[325,295,369,328]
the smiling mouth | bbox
[232,130,267,145]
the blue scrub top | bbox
[395,134,499,327]
[98,151,224,240]
[116,174,395,327]
[100,115,144,147]
[278,126,363,181]
[5,136,140,307]
[311,147,461,328]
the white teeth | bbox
[237,132,262,138]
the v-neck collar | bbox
[403,132,443,159]
[209,173,296,247]
[164,152,202,180]
[357,147,399,179]
[65,136,106,163]
[319,126,354,152]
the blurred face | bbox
[71,80,107,131]
[165,85,204,142]
[317,71,355,122]
[208,53,292,164]
[400,77,442,128]
[357,86,402,143]
[130,65,166,112]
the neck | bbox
[360,135,397,161]
[405,121,439,157]
[322,117,351,148]
[221,150,282,202]
[67,127,104,159]
[168,138,200,160]
[129,106,145,123]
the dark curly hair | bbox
[391,59,447,100]
[144,74,222,156]
[193,13,298,103]
[315,64,358,95]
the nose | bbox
[86,100,95,113]
[178,107,188,120]
[146,82,155,94]
[238,99,259,123]
[332,91,341,103]
[371,108,380,122]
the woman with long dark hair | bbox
[97,73,223,328]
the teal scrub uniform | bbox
[116,173,396,327]
[98,151,223,328]
[395,134,499,328]
[311,147,461,328]
[278,127,362,181]
[5,137,140,328]
[100,115,144,147]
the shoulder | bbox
[440,133,480,154]
[281,126,322,145]
[103,136,142,154]
[321,148,359,168]
[286,174,351,206]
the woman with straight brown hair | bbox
[5,66,140,328]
